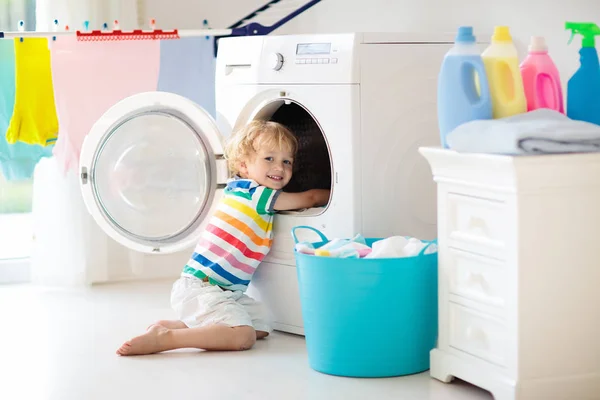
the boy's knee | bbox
[232,326,256,350]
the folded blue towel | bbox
[0,40,53,181]
[157,36,216,118]
[446,109,600,155]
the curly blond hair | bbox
[224,120,298,176]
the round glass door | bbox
[92,111,210,242]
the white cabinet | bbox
[420,148,600,400]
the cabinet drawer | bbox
[448,248,506,309]
[446,193,509,260]
[449,303,507,367]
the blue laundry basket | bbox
[292,226,438,378]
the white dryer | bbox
[45,33,451,334]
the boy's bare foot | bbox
[256,331,269,340]
[116,325,172,356]
[150,320,187,330]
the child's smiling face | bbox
[239,146,294,190]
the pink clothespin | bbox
[113,20,121,30]
[150,18,156,31]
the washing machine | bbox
[36,33,451,334]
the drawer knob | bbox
[466,326,489,348]
[467,272,492,294]
[467,216,489,236]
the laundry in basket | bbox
[294,231,438,259]
[294,233,372,258]
[292,226,439,378]
[365,236,438,258]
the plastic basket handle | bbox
[291,226,329,244]
[418,239,438,256]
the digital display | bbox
[296,43,332,55]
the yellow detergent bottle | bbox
[482,26,527,118]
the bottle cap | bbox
[529,36,548,52]
[492,26,512,43]
[455,26,476,44]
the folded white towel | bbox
[447,109,600,155]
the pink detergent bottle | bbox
[520,36,564,113]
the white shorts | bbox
[170,276,272,333]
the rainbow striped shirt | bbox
[182,178,280,292]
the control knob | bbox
[270,52,284,71]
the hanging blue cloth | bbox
[0,40,53,181]
[157,36,216,118]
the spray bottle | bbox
[565,22,600,125]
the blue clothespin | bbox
[18,20,24,42]
[102,22,108,31]
[83,20,90,31]
[203,19,210,40]
[52,19,58,41]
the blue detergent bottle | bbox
[438,26,492,148]
[565,22,600,126]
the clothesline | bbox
[0,29,235,40]
[0,28,217,178]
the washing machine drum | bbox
[79,92,228,255]
[269,102,331,193]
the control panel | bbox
[258,33,359,84]
[295,57,338,64]
[294,41,338,65]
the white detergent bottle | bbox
[482,26,527,118]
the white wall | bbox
[33,0,600,103]
[140,0,599,96]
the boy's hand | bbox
[274,189,331,211]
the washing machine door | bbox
[79,92,228,254]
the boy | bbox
[117,120,330,355]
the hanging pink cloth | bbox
[50,37,160,173]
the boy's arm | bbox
[273,189,330,211]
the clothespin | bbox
[83,20,89,31]
[113,20,120,30]
[203,19,210,40]
[149,18,156,31]
[52,19,58,41]
[102,22,108,31]
[65,25,70,32]
[18,20,24,42]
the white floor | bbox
[0,280,494,400]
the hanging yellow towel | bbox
[6,38,59,146]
